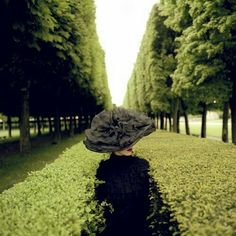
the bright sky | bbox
[95,0,158,106]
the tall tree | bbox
[124,4,178,131]
[170,0,234,140]
[160,0,235,142]
[0,0,111,152]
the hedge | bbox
[137,131,236,236]
[0,143,107,236]
[1,131,235,236]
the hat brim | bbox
[83,108,156,153]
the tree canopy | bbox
[0,0,112,152]
[124,1,236,143]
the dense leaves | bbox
[0,0,111,116]
[137,131,236,236]
[0,0,112,152]
[124,5,176,117]
[1,131,235,235]
[0,143,107,235]
[171,0,234,109]
[124,1,236,143]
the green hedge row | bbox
[1,131,235,235]
[0,143,107,236]
[137,131,236,236]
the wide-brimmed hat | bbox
[83,107,156,153]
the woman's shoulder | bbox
[131,155,149,171]
[134,155,149,165]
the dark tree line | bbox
[0,0,112,153]
[124,1,236,144]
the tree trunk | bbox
[177,110,180,133]
[222,102,229,143]
[33,118,37,134]
[168,114,172,132]
[53,88,61,143]
[19,87,31,154]
[36,116,42,136]
[75,116,79,132]
[201,103,207,138]
[48,117,53,134]
[2,120,5,131]
[78,115,81,129]
[164,114,168,130]
[74,115,76,129]
[156,113,159,129]
[69,116,74,137]
[180,100,190,135]
[160,112,165,130]
[78,115,81,132]
[64,117,68,131]
[183,112,190,135]
[53,112,61,143]
[73,116,77,131]
[173,98,180,133]
[230,80,236,144]
[7,116,12,138]
[41,117,45,133]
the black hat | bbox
[83,107,156,153]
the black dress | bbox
[95,153,151,236]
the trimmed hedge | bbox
[137,131,236,236]
[0,143,107,236]
[1,131,235,235]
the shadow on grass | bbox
[0,133,84,193]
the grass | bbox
[179,119,232,141]
[0,128,50,144]
[0,133,84,193]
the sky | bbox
[95,0,158,106]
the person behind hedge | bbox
[83,107,156,236]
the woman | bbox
[83,107,156,236]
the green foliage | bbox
[0,134,85,193]
[161,0,235,109]
[0,143,108,235]
[124,4,176,115]
[1,131,235,235]
[137,131,236,236]
[160,0,192,33]
[0,0,112,117]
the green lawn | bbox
[179,119,232,141]
[0,128,50,143]
[0,133,84,193]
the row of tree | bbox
[0,0,112,153]
[0,115,92,140]
[124,1,236,144]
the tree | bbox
[160,0,235,142]
[124,4,178,131]
[0,0,111,152]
